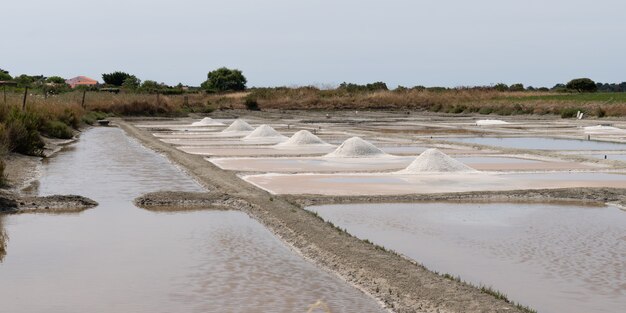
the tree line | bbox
[1,67,624,94]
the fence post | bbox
[22,87,28,110]
[81,89,87,109]
[3,85,5,104]
[156,92,160,105]
[183,95,188,106]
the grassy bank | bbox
[0,90,222,186]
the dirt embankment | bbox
[0,192,98,214]
[117,118,535,313]
[134,191,249,212]
[288,187,626,209]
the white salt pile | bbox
[191,117,224,126]
[222,119,254,132]
[400,148,478,173]
[243,124,288,140]
[324,137,388,158]
[275,130,332,147]
[476,119,509,126]
[584,125,626,134]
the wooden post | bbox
[3,85,5,104]
[81,89,87,109]
[156,92,160,105]
[183,95,188,106]
[22,87,28,110]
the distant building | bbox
[66,76,98,88]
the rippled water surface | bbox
[0,127,384,313]
[308,202,626,313]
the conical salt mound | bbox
[476,119,509,126]
[276,130,330,147]
[325,137,388,158]
[402,149,477,173]
[584,125,626,134]
[191,117,224,126]
[222,119,254,132]
[243,124,287,139]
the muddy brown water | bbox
[0,127,385,313]
[307,202,626,313]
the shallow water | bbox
[379,146,427,154]
[308,202,626,313]
[245,171,626,196]
[0,127,384,313]
[587,154,626,162]
[442,136,626,150]
[456,156,538,164]
[211,156,547,173]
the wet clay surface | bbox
[308,202,626,313]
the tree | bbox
[338,81,388,92]
[566,78,597,93]
[14,74,35,87]
[122,75,141,90]
[46,76,66,84]
[0,68,11,81]
[201,67,247,92]
[102,71,133,86]
[493,83,509,92]
[509,83,524,92]
[140,80,161,93]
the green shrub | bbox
[428,103,443,112]
[478,107,493,115]
[6,118,44,155]
[81,111,108,125]
[244,96,260,111]
[0,125,6,187]
[43,120,73,139]
[59,108,80,129]
[560,107,583,118]
[450,105,466,114]
[0,159,5,187]
[4,108,44,156]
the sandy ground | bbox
[117,118,538,313]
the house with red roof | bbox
[66,76,98,88]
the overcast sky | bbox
[2,0,625,88]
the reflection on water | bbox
[442,136,626,150]
[0,127,384,313]
[308,202,626,313]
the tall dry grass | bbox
[246,87,626,117]
[6,87,622,118]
